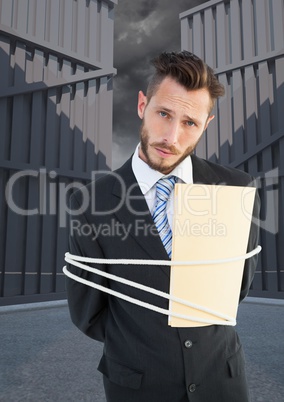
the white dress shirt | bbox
[131,144,193,229]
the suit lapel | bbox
[112,158,169,264]
[191,154,222,184]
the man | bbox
[66,51,260,402]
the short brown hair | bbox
[146,51,225,113]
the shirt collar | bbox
[131,143,193,195]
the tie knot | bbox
[155,175,177,201]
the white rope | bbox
[63,266,234,325]
[64,245,261,327]
[65,245,262,266]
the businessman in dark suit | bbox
[66,51,260,402]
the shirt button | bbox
[188,384,196,393]
[184,340,193,348]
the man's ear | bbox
[137,91,147,119]
[204,115,215,130]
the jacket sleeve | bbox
[239,185,261,302]
[65,192,108,342]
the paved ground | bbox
[0,298,283,402]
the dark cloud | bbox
[115,0,160,23]
[112,0,208,169]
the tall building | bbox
[180,0,284,299]
[0,0,117,305]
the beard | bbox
[139,122,201,174]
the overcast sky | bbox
[112,0,208,169]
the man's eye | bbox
[186,121,195,127]
[159,111,168,118]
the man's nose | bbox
[164,122,180,144]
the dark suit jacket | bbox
[66,154,260,402]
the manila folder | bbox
[169,184,256,327]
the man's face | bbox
[137,77,214,174]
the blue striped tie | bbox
[152,176,177,258]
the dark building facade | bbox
[180,0,284,299]
[0,0,117,305]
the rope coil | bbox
[63,245,261,327]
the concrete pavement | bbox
[0,298,283,402]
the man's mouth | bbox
[155,147,177,157]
